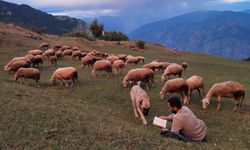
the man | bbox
[160,96,207,142]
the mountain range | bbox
[0,0,90,35]
[129,10,250,60]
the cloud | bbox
[50,9,119,18]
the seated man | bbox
[160,96,207,142]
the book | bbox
[153,116,167,128]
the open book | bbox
[153,116,167,128]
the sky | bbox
[4,0,250,33]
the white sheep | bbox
[122,68,154,89]
[201,81,245,112]
[13,67,40,87]
[92,60,112,78]
[186,75,205,99]
[50,67,78,87]
[160,78,190,104]
[161,63,184,82]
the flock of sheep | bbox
[4,42,246,117]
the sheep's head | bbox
[201,98,209,109]
[122,78,128,87]
[159,91,165,100]
[50,76,56,85]
[13,75,18,82]
[141,96,150,116]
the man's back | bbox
[172,106,207,141]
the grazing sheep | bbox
[39,43,49,50]
[28,49,43,56]
[161,63,184,82]
[117,54,127,61]
[125,56,140,65]
[143,62,163,72]
[30,55,43,68]
[92,60,112,78]
[122,68,154,89]
[62,49,73,57]
[73,47,79,51]
[201,81,245,112]
[59,45,71,52]
[49,56,57,64]
[52,44,62,50]
[106,55,119,64]
[13,67,40,87]
[112,60,125,75]
[43,49,55,59]
[71,50,82,59]
[159,78,189,104]
[136,56,145,64]
[5,60,30,74]
[4,54,33,71]
[81,56,100,69]
[55,51,62,59]
[182,62,188,70]
[78,52,88,60]
[130,82,150,125]
[186,75,205,99]
[50,67,78,87]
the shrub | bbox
[135,40,145,49]
[103,31,129,41]
[90,19,104,38]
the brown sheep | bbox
[106,55,119,64]
[186,75,205,99]
[28,49,43,56]
[59,45,71,52]
[62,49,73,57]
[49,56,57,64]
[71,50,82,59]
[92,60,113,78]
[161,63,184,82]
[159,78,189,104]
[50,67,78,87]
[125,56,140,65]
[13,67,40,87]
[39,43,49,50]
[136,56,145,64]
[201,81,245,112]
[43,49,55,59]
[5,54,33,70]
[30,55,43,68]
[112,60,125,75]
[52,44,62,50]
[81,56,100,69]
[55,51,62,59]
[122,68,154,89]
[5,60,30,74]
[117,54,127,61]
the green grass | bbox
[0,33,250,149]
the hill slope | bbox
[129,11,250,60]
[0,22,250,149]
[0,0,90,35]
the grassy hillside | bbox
[0,23,250,149]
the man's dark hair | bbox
[168,96,182,109]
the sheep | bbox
[28,49,43,56]
[30,55,43,68]
[112,60,125,75]
[160,78,190,104]
[182,62,188,70]
[92,60,113,78]
[72,47,79,51]
[106,55,119,64]
[59,45,71,52]
[186,75,205,99]
[136,56,145,64]
[42,49,55,59]
[62,49,73,57]
[39,43,49,50]
[55,51,62,59]
[52,44,62,50]
[5,54,33,70]
[143,62,163,72]
[81,56,100,69]
[122,68,154,89]
[50,67,78,87]
[161,63,184,82]
[78,52,88,60]
[49,56,57,64]
[13,67,40,87]
[117,54,127,61]
[125,56,140,65]
[71,50,82,59]
[5,60,30,74]
[201,81,245,112]
[130,82,151,125]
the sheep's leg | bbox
[130,92,139,118]
[70,79,74,87]
[136,104,147,125]
[233,99,240,112]
[62,79,68,87]
[217,95,221,110]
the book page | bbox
[153,116,167,128]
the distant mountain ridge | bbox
[0,0,90,35]
[129,10,250,60]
